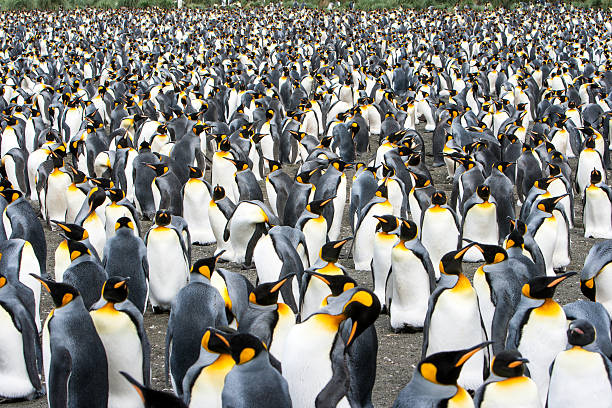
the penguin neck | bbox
[190,273,212,284]
[449,273,471,292]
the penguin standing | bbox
[583,169,612,238]
[283,288,380,408]
[579,240,612,316]
[62,240,108,309]
[576,136,605,197]
[422,244,487,391]
[370,215,399,311]
[547,319,612,408]
[208,186,236,261]
[181,327,235,408]
[33,276,108,408]
[222,333,292,408]
[0,273,43,401]
[506,272,575,405]
[76,187,108,259]
[353,184,394,270]
[473,350,541,408]
[295,197,333,267]
[44,152,71,225]
[145,163,183,216]
[103,217,149,314]
[460,185,498,262]
[264,159,292,219]
[393,343,491,408]
[145,211,189,313]
[182,167,215,245]
[387,219,435,332]
[420,191,460,279]
[104,188,140,240]
[90,276,151,408]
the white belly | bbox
[461,204,498,262]
[303,218,328,267]
[183,182,215,244]
[65,187,86,224]
[389,247,430,329]
[328,177,347,241]
[480,377,541,408]
[595,263,612,317]
[208,204,232,260]
[551,210,570,269]
[19,242,41,331]
[353,202,393,270]
[533,216,558,276]
[83,214,106,259]
[90,309,145,408]
[372,233,397,308]
[269,306,295,360]
[473,270,494,339]
[253,235,283,283]
[421,210,459,279]
[548,348,612,408]
[584,187,612,239]
[0,306,36,399]
[46,173,71,222]
[147,230,188,308]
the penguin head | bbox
[87,188,106,213]
[265,158,282,172]
[67,240,90,261]
[224,157,250,172]
[188,166,204,179]
[50,150,64,168]
[521,272,576,299]
[200,327,233,354]
[418,342,492,385]
[407,154,422,167]
[191,251,224,280]
[102,276,130,304]
[67,165,87,184]
[115,137,130,150]
[547,163,561,177]
[505,229,524,250]
[144,163,169,177]
[584,136,596,150]
[381,163,395,178]
[567,319,596,347]
[108,188,125,203]
[320,238,352,263]
[138,141,151,152]
[318,136,333,149]
[248,274,295,306]
[295,168,319,185]
[396,219,418,241]
[53,220,89,241]
[590,169,603,185]
[306,197,334,216]
[212,185,226,201]
[115,216,135,232]
[535,194,567,213]
[374,215,399,234]
[439,243,476,276]
[431,190,447,206]
[0,177,12,191]
[331,159,351,172]
[120,371,187,408]
[490,350,529,378]
[0,189,22,203]
[495,162,512,173]
[473,243,507,264]
[307,271,357,298]
[476,185,490,202]
[509,219,528,236]
[218,137,231,152]
[90,177,114,190]
[31,275,80,308]
[155,211,172,227]
[349,122,360,135]
[409,171,431,188]
[374,183,388,199]
[228,333,266,365]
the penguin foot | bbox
[393,325,423,334]
[241,263,254,270]
[151,306,169,314]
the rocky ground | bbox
[6,125,599,408]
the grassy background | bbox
[1,0,611,11]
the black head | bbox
[31,274,80,308]
[585,136,596,149]
[567,319,596,347]
[87,188,107,213]
[591,169,603,185]
[115,216,135,232]
[212,185,226,201]
[108,188,125,203]
[474,243,507,264]
[536,195,567,213]
[476,185,490,201]
[330,159,351,172]
[139,141,151,152]
[522,272,576,299]
[191,251,224,280]
[155,210,172,227]
[144,163,169,177]
[120,372,187,408]
[248,274,295,306]
[320,238,352,263]
[67,240,90,261]
[200,326,233,354]
[374,183,388,198]
[306,197,334,215]
[228,333,265,365]
[307,271,356,297]
[505,229,524,250]
[90,177,114,190]
[431,190,447,206]
[337,288,381,347]
[418,342,492,385]
[0,189,21,203]
[439,244,476,276]
[410,171,432,188]
[265,158,282,172]
[102,276,129,304]
[224,157,250,172]
[218,137,231,152]
[491,350,529,378]
[188,166,204,179]
[396,219,418,241]
[381,163,395,178]
[52,220,89,241]
[374,215,399,234]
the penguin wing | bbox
[354,198,382,232]
[411,242,436,292]
[505,304,535,350]
[222,206,238,242]
[115,302,152,387]
[581,241,612,281]
[473,382,488,407]
[315,333,350,408]
[48,344,72,408]
[181,352,219,406]
[421,286,447,359]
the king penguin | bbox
[579,239,612,316]
[33,275,108,408]
[583,169,612,238]
[422,244,487,391]
[393,342,491,408]
[371,214,400,311]
[145,211,189,313]
[90,276,151,408]
[62,240,108,309]
[506,272,575,405]
[473,350,540,408]
[182,167,215,245]
[121,372,187,408]
[460,185,498,262]
[295,197,334,267]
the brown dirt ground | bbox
[4,124,602,408]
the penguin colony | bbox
[0,3,611,408]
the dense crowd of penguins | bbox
[0,3,611,408]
